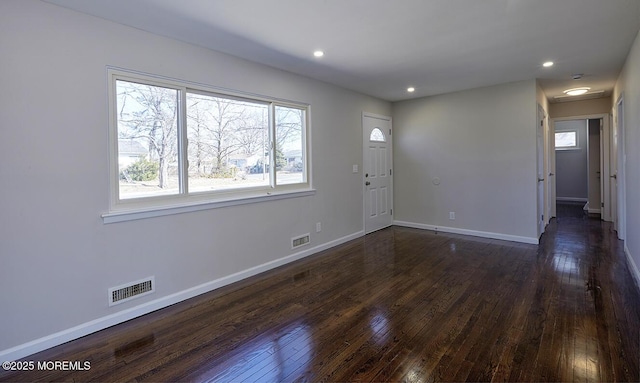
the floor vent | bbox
[292,234,310,249]
[109,277,155,306]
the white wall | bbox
[392,80,539,243]
[549,97,612,119]
[0,0,390,358]
[613,30,640,287]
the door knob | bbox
[611,174,617,179]
[365,181,370,186]
[537,178,544,182]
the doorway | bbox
[554,119,589,207]
[550,114,612,222]
[363,113,393,234]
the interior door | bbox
[601,115,612,222]
[611,113,618,230]
[549,120,556,219]
[616,98,626,239]
[536,105,546,237]
[363,113,393,234]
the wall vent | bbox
[292,234,310,249]
[109,276,155,306]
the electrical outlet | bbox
[449,212,455,220]
[353,164,358,173]
[316,222,322,232]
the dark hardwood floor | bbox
[2,204,639,382]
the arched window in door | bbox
[370,127,386,142]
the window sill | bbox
[102,189,316,224]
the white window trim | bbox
[554,129,580,151]
[102,189,315,224]
[104,67,313,223]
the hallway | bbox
[535,202,640,381]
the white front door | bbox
[363,113,393,234]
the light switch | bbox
[353,164,358,173]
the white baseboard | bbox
[393,220,539,245]
[556,197,588,202]
[0,231,363,362]
[625,244,640,292]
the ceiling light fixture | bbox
[407,87,415,92]
[542,61,554,67]
[553,90,605,101]
[563,87,590,96]
[313,50,324,58]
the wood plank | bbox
[2,203,639,383]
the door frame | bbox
[550,113,611,221]
[615,95,626,239]
[362,112,393,234]
[548,118,556,219]
[536,104,547,237]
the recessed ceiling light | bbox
[542,61,554,67]
[563,87,590,96]
[407,87,415,93]
[313,50,324,58]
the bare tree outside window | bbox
[186,93,269,192]
[109,72,309,209]
[116,80,179,199]
[275,106,305,185]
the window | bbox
[116,80,180,199]
[186,92,270,193]
[108,69,310,219]
[275,106,306,185]
[555,130,578,149]
[369,128,386,142]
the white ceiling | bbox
[43,0,640,102]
